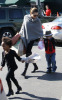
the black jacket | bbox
[44,37,55,52]
[1,49,21,71]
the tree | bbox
[15,0,30,7]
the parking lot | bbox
[0,44,62,100]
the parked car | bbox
[41,16,56,23]
[42,16,62,42]
[0,6,30,43]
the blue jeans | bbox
[45,53,57,71]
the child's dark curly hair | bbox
[2,37,12,48]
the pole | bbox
[36,0,41,17]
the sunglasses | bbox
[33,14,38,17]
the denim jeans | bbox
[45,53,57,71]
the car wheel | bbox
[0,29,15,43]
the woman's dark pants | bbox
[22,39,39,76]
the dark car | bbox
[0,6,30,43]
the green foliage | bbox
[15,0,30,6]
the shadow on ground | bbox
[25,71,62,81]
[37,72,62,81]
[8,92,58,100]
[55,42,62,47]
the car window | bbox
[0,9,6,19]
[53,17,62,22]
[25,9,30,14]
[23,8,30,15]
[9,9,23,19]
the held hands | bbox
[22,60,25,63]
[0,67,3,71]
[21,59,25,63]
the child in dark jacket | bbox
[44,31,57,73]
[0,37,24,96]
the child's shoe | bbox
[6,90,14,96]
[51,70,55,73]
[15,86,22,94]
[52,67,57,73]
[46,68,51,73]
[31,67,38,73]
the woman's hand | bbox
[21,60,25,63]
[40,37,43,41]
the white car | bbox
[42,16,62,41]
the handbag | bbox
[11,33,21,45]
[18,39,26,56]
[12,38,26,56]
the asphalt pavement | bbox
[0,45,62,100]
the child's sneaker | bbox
[52,67,57,73]
[51,70,55,73]
[6,90,14,96]
[46,68,51,73]
[31,67,38,73]
[15,86,22,94]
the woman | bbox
[19,7,43,78]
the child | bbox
[44,31,57,73]
[0,37,24,96]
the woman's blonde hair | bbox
[30,7,38,14]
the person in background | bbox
[44,31,57,73]
[43,5,51,16]
[0,37,24,96]
[19,7,43,78]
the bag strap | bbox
[24,32,28,48]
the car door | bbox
[8,8,24,32]
[23,7,30,15]
[0,8,7,25]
